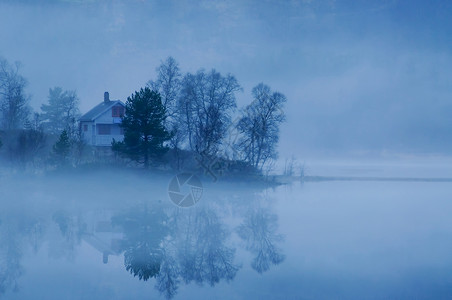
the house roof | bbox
[79,100,125,122]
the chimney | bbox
[104,91,110,103]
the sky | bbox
[0,0,451,160]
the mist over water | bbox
[0,1,452,299]
[0,171,285,299]
[0,170,451,299]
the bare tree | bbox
[147,57,182,120]
[0,58,30,130]
[283,155,299,176]
[235,83,286,171]
[179,69,241,158]
[147,57,185,169]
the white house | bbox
[80,92,126,147]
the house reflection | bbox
[81,211,124,264]
[0,192,286,299]
[83,221,123,264]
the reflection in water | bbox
[112,206,168,281]
[0,214,46,295]
[50,211,84,261]
[112,205,241,299]
[237,207,285,273]
[82,211,123,264]
[0,192,285,299]
[25,218,45,255]
[155,251,180,299]
[0,223,23,294]
[173,208,239,287]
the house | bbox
[79,92,125,147]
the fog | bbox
[0,170,451,299]
[1,1,452,299]
[0,170,286,299]
[1,0,452,159]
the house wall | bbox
[93,124,123,146]
[95,106,123,124]
[81,104,125,147]
[81,121,94,145]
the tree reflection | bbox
[108,197,286,298]
[175,208,239,286]
[0,181,288,299]
[0,214,46,296]
[112,205,168,281]
[155,250,180,299]
[50,211,83,260]
[23,218,45,254]
[111,204,240,299]
[237,207,285,273]
[0,226,23,295]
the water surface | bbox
[1,170,451,299]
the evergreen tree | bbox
[15,125,46,168]
[113,87,171,168]
[52,130,71,165]
[41,87,80,136]
[147,57,184,169]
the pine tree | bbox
[52,130,71,165]
[41,87,80,136]
[113,87,171,168]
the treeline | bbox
[0,56,286,175]
[0,57,83,170]
[113,57,286,176]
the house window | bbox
[112,106,124,117]
[120,127,124,135]
[83,124,88,132]
[98,124,111,135]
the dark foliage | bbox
[52,130,71,165]
[112,87,171,168]
[112,205,168,281]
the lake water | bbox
[1,169,452,299]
